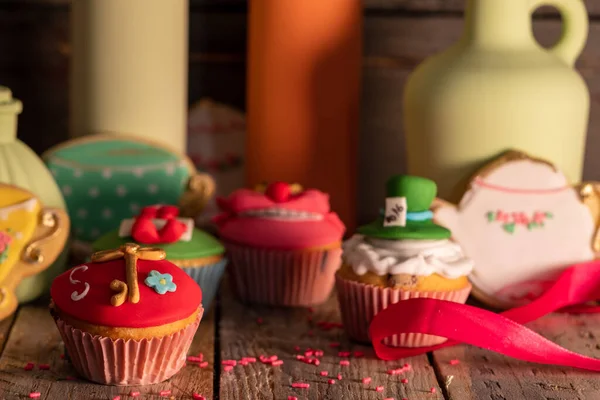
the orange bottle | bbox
[246,0,362,233]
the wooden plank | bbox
[0,312,16,356]
[0,304,215,399]
[363,0,600,16]
[0,6,69,154]
[2,0,600,17]
[358,16,600,224]
[432,312,600,399]
[218,283,443,400]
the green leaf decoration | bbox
[545,212,553,218]
[503,223,516,234]
[486,211,495,222]
[527,222,536,230]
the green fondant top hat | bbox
[357,175,451,240]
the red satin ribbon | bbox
[369,259,600,371]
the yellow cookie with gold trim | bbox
[0,184,69,320]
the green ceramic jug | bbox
[404,0,589,202]
[0,87,68,302]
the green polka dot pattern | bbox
[44,137,193,243]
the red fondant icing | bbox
[213,186,345,249]
[50,259,202,328]
[265,182,291,203]
[131,205,187,244]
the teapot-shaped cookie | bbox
[0,184,69,320]
[433,150,598,308]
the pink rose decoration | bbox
[0,232,12,253]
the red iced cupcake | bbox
[50,244,203,385]
[214,182,345,306]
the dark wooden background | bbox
[1,0,599,223]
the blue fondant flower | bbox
[144,270,177,295]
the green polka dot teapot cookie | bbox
[43,133,215,250]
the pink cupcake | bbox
[50,244,203,385]
[214,182,345,306]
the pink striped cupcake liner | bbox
[224,242,342,306]
[53,308,203,385]
[335,275,471,347]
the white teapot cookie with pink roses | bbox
[433,150,599,308]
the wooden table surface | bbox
[0,281,599,400]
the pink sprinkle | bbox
[192,394,206,400]
[198,361,209,368]
[38,364,50,371]
[159,390,172,397]
[320,371,329,376]
[354,351,364,358]
[291,382,310,389]
[288,397,298,400]
[242,357,257,363]
[329,342,340,348]
[337,374,342,380]
[387,369,399,375]
[24,362,34,371]
[430,387,437,394]
[272,360,284,366]
[197,353,204,361]
[362,377,372,384]
[314,350,324,357]
[240,360,248,366]
[338,351,351,357]
[328,379,336,385]
[130,392,140,397]
[384,398,395,400]
[376,386,384,392]
[311,359,321,366]
[294,346,301,352]
[187,356,204,362]
[224,365,233,372]
[257,317,264,324]
[449,359,460,365]
[222,360,237,366]
[29,393,41,399]
[339,360,350,366]
[296,355,306,361]
[112,397,120,400]
[404,363,411,370]
[304,350,314,357]
[269,355,278,361]
[401,378,408,384]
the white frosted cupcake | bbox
[336,175,474,347]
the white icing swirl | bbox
[342,234,474,279]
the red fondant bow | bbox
[369,259,600,371]
[131,205,186,244]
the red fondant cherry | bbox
[265,182,291,203]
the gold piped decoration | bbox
[91,244,166,307]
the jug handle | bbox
[529,0,588,67]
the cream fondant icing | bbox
[342,234,473,278]
[434,153,597,306]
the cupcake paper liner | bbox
[335,275,472,347]
[53,309,203,385]
[180,258,228,309]
[225,242,342,306]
